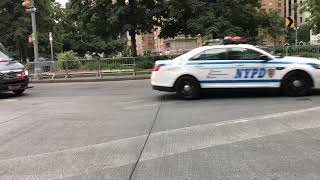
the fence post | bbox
[286,46,291,56]
[64,61,69,79]
[51,61,56,80]
[133,57,136,76]
[97,58,102,78]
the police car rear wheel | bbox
[176,76,200,100]
[282,74,311,97]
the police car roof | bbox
[199,44,255,50]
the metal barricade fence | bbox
[261,45,320,58]
[25,58,136,80]
[25,48,319,80]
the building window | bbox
[289,1,292,16]
[165,43,171,48]
[300,17,303,23]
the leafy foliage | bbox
[307,0,320,34]
[60,0,126,57]
[0,0,63,61]
[298,24,311,43]
[158,0,262,41]
[57,50,78,61]
[259,11,285,46]
[0,0,286,60]
[94,0,163,56]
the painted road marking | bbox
[117,99,146,105]
[124,103,158,110]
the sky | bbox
[56,0,68,6]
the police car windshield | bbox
[173,47,207,61]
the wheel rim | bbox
[288,77,307,93]
[180,80,195,97]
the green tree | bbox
[307,0,320,34]
[158,0,262,41]
[0,0,62,61]
[0,0,31,61]
[260,11,285,47]
[298,24,311,43]
[61,0,126,57]
[106,0,162,56]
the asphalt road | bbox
[2,80,320,180]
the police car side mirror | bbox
[260,55,271,61]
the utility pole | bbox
[295,27,298,46]
[49,32,54,63]
[23,0,40,78]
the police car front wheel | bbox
[281,73,312,97]
[176,76,200,100]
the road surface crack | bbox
[128,95,165,180]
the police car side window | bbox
[191,48,227,61]
[229,48,263,60]
[205,49,228,60]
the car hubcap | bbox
[292,80,303,88]
[183,85,191,92]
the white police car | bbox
[151,44,320,99]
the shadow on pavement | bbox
[160,89,320,101]
[0,92,28,99]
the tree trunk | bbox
[129,30,137,57]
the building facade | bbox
[259,0,285,16]
[134,28,202,56]
[285,0,320,45]
[135,33,155,56]
[285,0,310,26]
[258,0,286,46]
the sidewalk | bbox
[30,74,150,84]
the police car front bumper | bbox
[152,85,175,92]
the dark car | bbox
[0,44,29,95]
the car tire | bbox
[13,89,25,96]
[281,73,312,97]
[176,76,200,100]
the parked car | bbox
[0,44,29,95]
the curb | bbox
[30,75,150,84]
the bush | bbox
[298,52,318,58]
[135,54,180,70]
[57,50,78,61]
[57,51,80,70]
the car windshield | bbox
[0,45,12,61]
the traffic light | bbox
[22,0,31,9]
[28,35,33,44]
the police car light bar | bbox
[223,36,247,45]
